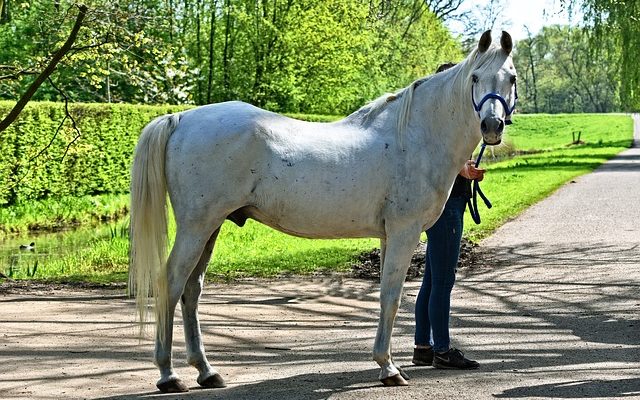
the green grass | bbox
[1,218,377,282]
[504,113,632,150]
[196,221,378,280]
[0,113,634,282]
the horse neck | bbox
[408,65,482,163]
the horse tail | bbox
[129,113,180,343]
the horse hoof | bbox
[157,378,189,393]
[380,373,409,386]
[199,373,227,388]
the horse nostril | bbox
[497,120,505,134]
[480,120,488,133]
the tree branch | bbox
[0,4,87,133]
[0,68,38,81]
[9,78,81,191]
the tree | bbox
[0,3,87,133]
[566,0,640,110]
[1,0,462,114]
[515,27,541,113]
[512,25,621,113]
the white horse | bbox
[130,30,517,392]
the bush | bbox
[0,101,189,206]
[0,101,342,208]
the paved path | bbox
[1,116,639,399]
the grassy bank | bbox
[0,194,130,234]
[0,113,634,282]
[465,113,633,240]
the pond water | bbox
[0,220,128,280]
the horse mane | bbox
[351,78,432,149]
[349,43,505,149]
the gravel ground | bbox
[0,116,638,400]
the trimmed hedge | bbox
[0,101,189,206]
[0,101,342,207]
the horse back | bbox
[164,101,392,238]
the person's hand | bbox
[460,160,485,181]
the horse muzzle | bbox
[480,116,504,145]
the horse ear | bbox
[501,31,513,55]
[478,30,492,53]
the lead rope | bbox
[468,143,492,224]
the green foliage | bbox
[0,193,129,234]
[577,0,640,110]
[513,25,621,113]
[0,100,344,232]
[0,101,188,206]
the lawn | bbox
[0,113,634,282]
[465,113,634,240]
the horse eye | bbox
[472,75,479,83]
[510,75,517,84]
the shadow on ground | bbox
[1,240,639,399]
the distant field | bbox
[0,113,634,282]
[504,113,632,150]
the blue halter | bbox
[467,83,518,224]
[472,82,518,125]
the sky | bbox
[447,0,582,40]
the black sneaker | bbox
[432,348,479,369]
[412,347,434,366]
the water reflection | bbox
[0,220,128,279]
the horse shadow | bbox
[93,368,384,400]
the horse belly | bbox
[249,178,385,239]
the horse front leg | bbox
[373,225,421,386]
[181,229,226,389]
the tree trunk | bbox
[526,37,539,113]
[206,0,218,104]
[196,0,203,104]
[222,0,232,100]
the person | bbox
[412,62,485,370]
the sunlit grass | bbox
[207,221,377,280]
[505,113,632,151]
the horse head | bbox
[471,30,517,145]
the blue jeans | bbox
[414,196,466,352]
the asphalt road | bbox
[1,115,639,400]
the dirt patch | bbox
[349,238,479,281]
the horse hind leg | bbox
[181,228,226,389]
[155,223,222,393]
